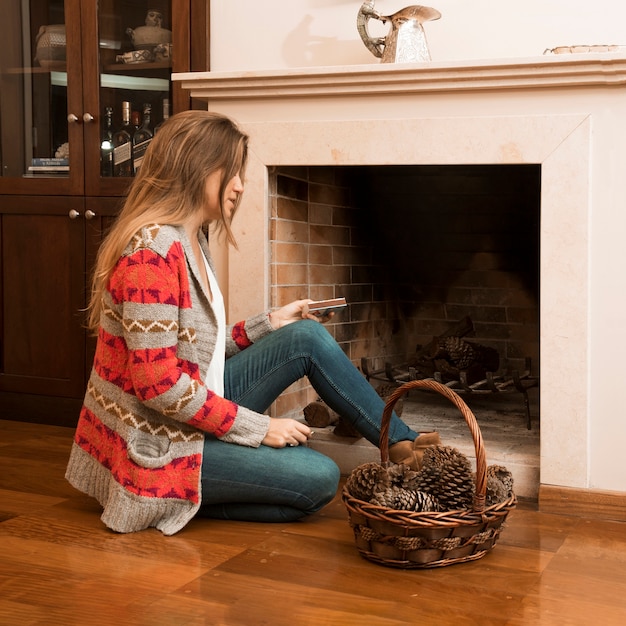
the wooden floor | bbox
[1,419,626,625]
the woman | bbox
[65,110,439,535]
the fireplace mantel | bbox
[175,55,626,500]
[176,53,626,99]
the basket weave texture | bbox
[342,379,517,569]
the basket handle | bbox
[379,379,487,512]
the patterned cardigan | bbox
[65,224,273,535]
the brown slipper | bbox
[389,431,441,470]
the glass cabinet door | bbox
[0,0,175,196]
[0,0,83,194]
[84,0,172,195]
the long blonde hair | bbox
[87,110,249,333]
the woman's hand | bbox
[262,417,313,448]
[268,299,310,328]
[268,299,334,329]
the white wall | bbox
[211,1,626,71]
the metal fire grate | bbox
[360,356,539,430]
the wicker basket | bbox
[342,378,517,569]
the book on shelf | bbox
[30,158,70,166]
[27,165,70,172]
[23,172,69,178]
[28,157,69,173]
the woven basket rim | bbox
[342,483,517,524]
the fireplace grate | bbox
[360,356,538,430]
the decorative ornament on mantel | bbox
[357,1,441,63]
[544,44,626,55]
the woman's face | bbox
[204,170,244,222]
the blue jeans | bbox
[199,319,417,522]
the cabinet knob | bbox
[83,113,95,123]
[85,210,96,220]
[68,209,80,219]
[67,114,79,123]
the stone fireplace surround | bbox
[176,54,626,507]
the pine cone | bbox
[386,462,420,489]
[371,486,440,512]
[488,465,514,495]
[485,476,507,506]
[413,490,441,512]
[484,464,514,505]
[414,445,474,511]
[371,486,417,510]
[345,462,388,501]
[435,337,499,381]
[439,336,477,369]
[420,445,459,468]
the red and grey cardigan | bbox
[65,224,273,535]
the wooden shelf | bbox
[103,60,172,72]
[6,65,66,74]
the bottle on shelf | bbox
[131,110,141,133]
[154,98,170,134]
[100,106,114,177]
[113,101,133,177]
[132,103,153,174]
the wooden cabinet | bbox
[0,195,112,424]
[0,1,209,425]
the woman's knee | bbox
[284,319,339,355]
[288,318,326,339]
[301,452,341,512]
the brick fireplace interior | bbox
[270,163,540,419]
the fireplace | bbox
[176,54,626,499]
[269,163,540,389]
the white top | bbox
[202,252,225,396]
